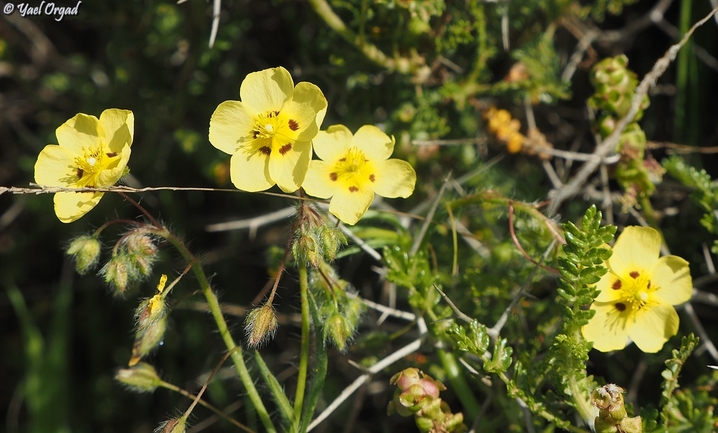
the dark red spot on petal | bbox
[369,174,375,183]
[106,152,118,158]
[259,147,271,155]
[329,173,338,182]
[273,110,280,116]
[349,186,359,193]
[612,280,622,290]
[647,281,651,289]
[279,143,292,155]
[339,157,346,162]
[630,271,640,279]
[77,168,84,179]
[615,303,626,312]
[288,119,299,131]
[253,131,260,139]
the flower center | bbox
[250,111,302,156]
[74,145,117,188]
[327,147,378,194]
[613,269,655,313]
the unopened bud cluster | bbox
[129,274,170,366]
[591,384,642,433]
[99,228,160,295]
[483,107,525,154]
[292,203,346,268]
[310,263,363,352]
[387,368,466,433]
[589,55,661,200]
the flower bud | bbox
[155,417,186,433]
[326,314,354,352]
[317,225,346,263]
[592,384,642,433]
[66,235,102,275]
[245,303,279,348]
[100,254,135,295]
[125,232,159,277]
[293,234,321,268]
[129,316,167,366]
[115,362,161,393]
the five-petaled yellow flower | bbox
[582,226,692,353]
[209,66,327,193]
[302,124,416,225]
[34,109,134,223]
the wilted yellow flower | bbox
[302,124,416,225]
[209,67,327,193]
[582,226,693,353]
[34,109,134,223]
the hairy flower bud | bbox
[326,314,354,352]
[125,231,159,277]
[129,316,167,367]
[100,254,135,295]
[155,417,186,433]
[66,235,102,275]
[245,303,279,348]
[317,225,346,263]
[116,362,161,393]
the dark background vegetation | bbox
[1,0,717,432]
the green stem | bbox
[293,263,311,430]
[427,308,481,419]
[436,348,481,420]
[306,0,426,76]
[159,380,253,433]
[163,230,276,433]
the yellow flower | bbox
[302,124,416,225]
[34,109,134,223]
[209,67,327,193]
[582,226,692,353]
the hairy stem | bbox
[293,262,311,429]
[162,230,276,433]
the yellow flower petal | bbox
[283,81,327,142]
[650,256,693,305]
[229,149,273,192]
[209,101,255,155]
[34,145,75,187]
[96,144,131,187]
[628,303,679,353]
[353,125,394,161]
[268,139,311,193]
[100,109,134,152]
[329,186,374,225]
[608,226,661,275]
[302,160,334,199]
[312,125,352,162]
[371,159,416,198]
[582,301,630,352]
[239,67,293,115]
[54,192,103,223]
[55,113,105,156]
[594,270,623,302]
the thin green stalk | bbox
[436,348,481,420]
[427,308,481,420]
[159,380,253,432]
[163,231,276,433]
[306,0,425,75]
[293,263,311,429]
[674,0,691,143]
